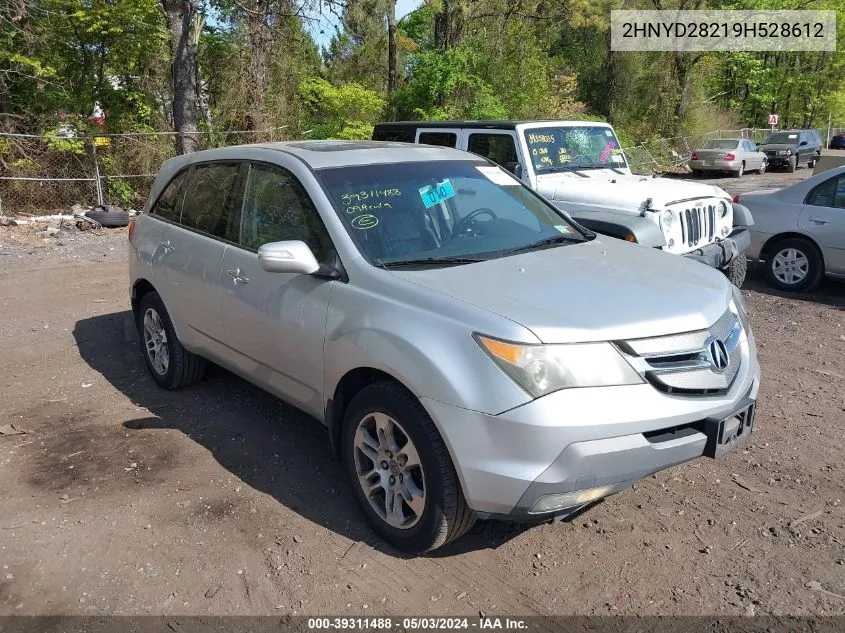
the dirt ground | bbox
[0,167,843,618]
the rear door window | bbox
[418,132,457,147]
[179,163,242,242]
[467,133,519,167]
[806,174,845,209]
[150,170,189,223]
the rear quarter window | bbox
[418,132,457,147]
[373,128,415,143]
[150,169,189,222]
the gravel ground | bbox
[0,171,843,618]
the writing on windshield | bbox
[524,126,626,173]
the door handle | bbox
[159,240,175,253]
[226,268,250,284]
[808,217,830,225]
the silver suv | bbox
[129,141,761,553]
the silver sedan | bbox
[689,139,767,178]
[738,164,845,291]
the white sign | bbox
[769,114,779,126]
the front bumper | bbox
[683,227,751,269]
[420,330,760,518]
[765,155,793,167]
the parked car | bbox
[737,164,845,292]
[373,121,753,287]
[758,129,822,172]
[688,139,767,178]
[829,133,845,150]
[129,141,760,553]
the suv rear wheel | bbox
[765,238,823,292]
[342,381,475,553]
[137,291,206,389]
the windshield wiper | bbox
[378,256,486,268]
[499,234,584,256]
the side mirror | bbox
[258,240,320,274]
[800,140,808,146]
[503,162,523,179]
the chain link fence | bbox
[3,125,845,215]
[623,126,845,175]
[0,128,290,216]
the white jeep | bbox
[372,120,753,286]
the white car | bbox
[374,120,753,287]
[738,164,845,292]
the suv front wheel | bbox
[342,381,475,553]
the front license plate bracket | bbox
[704,404,755,459]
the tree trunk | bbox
[387,0,397,93]
[161,0,201,155]
[434,0,465,51]
[245,5,270,134]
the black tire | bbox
[764,237,824,293]
[690,169,702,177]
[137,291,206,389]
[786,156,797,173]
[86,206,130,228]
[341,381,475,553]
[722,253,747,288]
[733,163,744,178]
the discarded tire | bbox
[85,205,130,228]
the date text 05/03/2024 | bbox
[307,616,529,630]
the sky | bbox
[306,0,423,48]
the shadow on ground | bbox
[72,311,538,558]
[743,265,844,311]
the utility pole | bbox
[827,112,832,148]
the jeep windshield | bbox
[762,132,799,144]
[524,126,627,174]
[317,159,586,267]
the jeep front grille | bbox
[677,204,716,248]
[618,310,743,395]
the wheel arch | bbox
[759,231,825,271]
[131,278,157,322]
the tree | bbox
[161,0,202,154]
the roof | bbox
[160,140,477,171]
[373,120,613,131]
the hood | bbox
[390,238,731,344]
[535,171,731,212]
[759,143,796,151]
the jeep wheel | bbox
[138,292,206,389]
[786,156,797,173]
[733,163,744,178]
[722,253,747,288]
[765,238,823,293]
[342,381,475,553]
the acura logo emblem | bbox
[705,337,730,372]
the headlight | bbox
[475,335,643,398]
[660,210,673,233]
[730,286,750,332]
[778,150,790,156]
[719,201,729,218]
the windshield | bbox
[523,125,626,173]
[702,139,740,150]
[317,160,585,266]
[763,132,799,144]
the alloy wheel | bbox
[353,412,426,529]
[143,307,170,376]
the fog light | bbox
[529,485,613,514]
[668,238,674,248]
[721,226,730,237]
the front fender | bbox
[555,204,666,248]
[732,203,754,228]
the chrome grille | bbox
[620,311,743,395]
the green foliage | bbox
[299,78,386,139]
[107,178,134,206]
[43,131,86,155]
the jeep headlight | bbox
[719,201,729,218]
[660,210,673,233]
[475,335,643,398]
